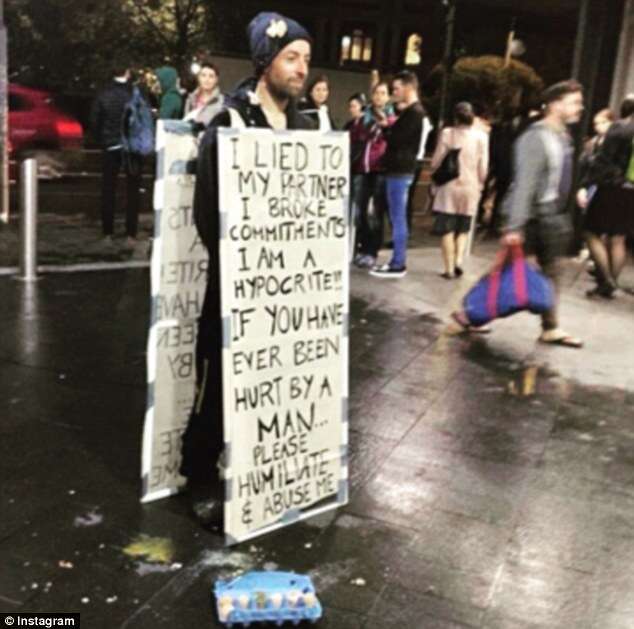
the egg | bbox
[218,602,234,622]
[218,595,233,607]
[238,594,250,609]
[286,590,302,607]
[303,592,316,608]
[269,592,283,609]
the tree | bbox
[123,0,209,67]
[425,55,544,123]
[5,0,215,93]
[6,0,139,92]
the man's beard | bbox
[267,76,303,102]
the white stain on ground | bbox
[335,514,365,529]
[134,562,181,577]
[309,558,358,591]
[74,509,103,527]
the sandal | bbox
[440,272,455,280]
[450,311,492,334]
[539,330,583,348]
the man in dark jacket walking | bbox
[179,11,315,527]
[91,66,142,244]
[370,71,424,278]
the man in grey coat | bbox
[451,80,584,347]
[501,79,584,347]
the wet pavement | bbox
[0,213,153,269]
[1,217,634,628]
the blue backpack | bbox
[122,86,155,156]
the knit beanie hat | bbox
[247,12,312,76]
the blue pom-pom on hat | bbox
[247,12,312,75]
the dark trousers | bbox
[355,173,387,258]
[179,283,224,486]
[100,149,142,237]
[525,211,572,331]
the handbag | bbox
[463,243,554,327]
[432,129,460,186]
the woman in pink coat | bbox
[430,102,489,278]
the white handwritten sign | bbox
[142,121,206,503]
[217,128,350,545]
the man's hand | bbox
[576,188,589,209]
[501,231,523,246]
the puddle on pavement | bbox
[508,366,539,397]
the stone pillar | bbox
[610,0,634,110]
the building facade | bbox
[208,0,629,124]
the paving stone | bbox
[485,561,597,629]
[2,223,634,628]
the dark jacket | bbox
[383,101,424,175]
[587,117,634,187]
[90,79,132,149]
[155,66,183,120]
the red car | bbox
[9,83,84,180]
[9,83,84,179]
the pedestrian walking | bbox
[430,102,489,279]
[452,79,585,348]
[578,96,634,298]
[90,65,143,245]
[183,61,225,128]
[573,108,614,262]
[179,11,315,527]
[369,71,424,278]
[154,66,183,120]
[579,109,615,179]
[299,74,336,130]
[353,81,395,269]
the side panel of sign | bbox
[217,128,350,545]
[142,121,207,502]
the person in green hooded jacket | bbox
[154,66,183,119]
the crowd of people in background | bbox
[90,47,634,303]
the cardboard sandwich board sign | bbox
[142,121,205,502]
[217,127,350,545]
[142,122,350,546]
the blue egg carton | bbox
[214,571,322,627]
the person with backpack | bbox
[91,65,152,246]
[179,11,315,528]
[577,96,634,298]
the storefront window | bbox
[405,33,422,66]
